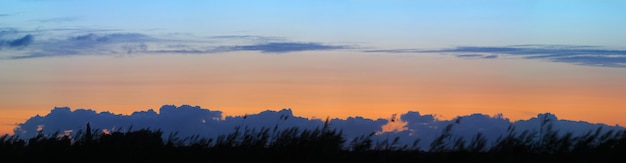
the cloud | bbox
[0,34,33,48]
[68,33,151,42]
[329,116,388,139]
[34,17,79,23]
[5,32,158,59]
[13,104,624,150]
[38,27,122,33]
[209,35,283,42]
[363,49,423,53]
[150,42,350,54]
[231,42,349,53]
[443,45,626,67]
[369,45,626,68]
[0,29,34,49]
[456,54,499,59]
[0,27,351,59]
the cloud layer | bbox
[14,105,623,150]
[370,45,626,68]
[0,28,351,59]
[3,27,626,68]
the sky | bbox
[1,0,626,135]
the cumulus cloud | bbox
[13,105,624,150]
[369,45,626,68]
[329,116,388,139]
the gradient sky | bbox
[1,0,626,135]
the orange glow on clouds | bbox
[1,51,625,135]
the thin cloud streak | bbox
[456,54,498,59]
[208,35,284,42]
[5,26,624,68]
[369,45,626,68]
[231,42,350,53]
[32,17,80,23]
[0,28,352,59]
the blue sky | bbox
[3,0,625,48]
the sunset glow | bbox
[2,51,626,134]
[2,0,626,135]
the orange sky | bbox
[1,51,625,135]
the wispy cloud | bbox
[369,45,626,68]
[33,17,80,23]
[231,42,349,53]
[0,27,352,59]
[8,32,158,59]
[0,29,34,49]
[455,54,498,59]
[67,33,151,42]
[363,49,423,53]
[147,42,349,54]
[209,35,283,42]
[0,35,33,48]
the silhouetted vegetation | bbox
[1,119,625,162]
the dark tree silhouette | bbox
[1,120,626,162]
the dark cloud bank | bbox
[14,105,623,150]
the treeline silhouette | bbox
[1,118,625,162]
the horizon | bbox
[2,1,626,136]
[12,104,625,150]
[14,104,626,128]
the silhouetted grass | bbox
[1,118,625,162]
